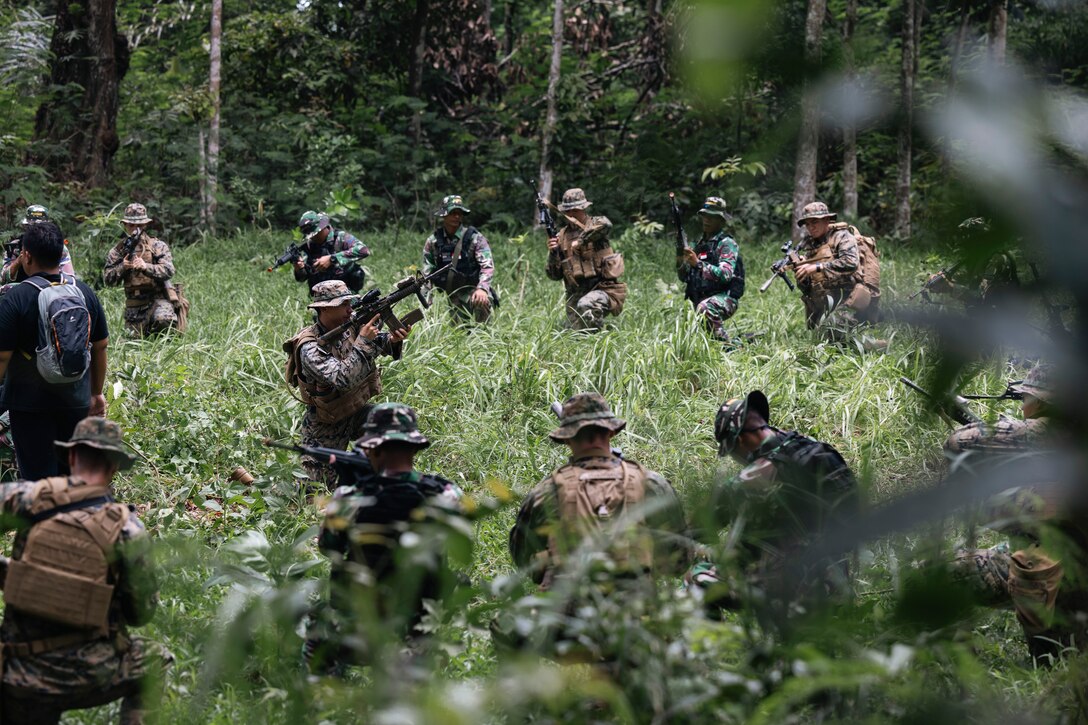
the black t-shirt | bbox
[0,273,109,411]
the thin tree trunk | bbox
[791,0,827,241]
[408,0,430,142]
[198,127,208,228]
[503,1,515,58]
[894,0,916,239]
[842,0,858,220]
[988,0,1007,65]
[208,0,222,234]
[538,0,564,211]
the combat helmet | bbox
[20,205,49,226]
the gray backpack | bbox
[23,274,91,384]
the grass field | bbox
[53,222,1058,723]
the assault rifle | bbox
[263,438,374,485]
[317,263,451,342]
[668,192,689,255]
[530,179,559,240]
[960,380,1024,402]
[898,377,983,426]
[122,233,141,261]
[909,261,961,302]
[759,240,798,293]
[268,241,310,273]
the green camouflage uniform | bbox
[679,198,744,342]
[422,195,496,324]
[295,211,370,292]
[103,205,177,337]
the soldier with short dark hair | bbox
[0,417,171,724]
[422,194,497,324]
[295,211,369,294]
[678,196,745,343]
[103,203,181,337]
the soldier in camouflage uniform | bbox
[309,403,463,671]
[283,281,410,492]
[545,189,627,332]
[678,196,745,343]
[510,393,689,588]
[295,211,370,294]
[0,418,170,724]
[792,202,883,348]
[945,364,1083,662]
[691,391,860,610]
[421,194,497,324]
[2,205,76,294]
[103,203,178,336]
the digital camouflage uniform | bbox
[421,195,496,324]
[544,189,627,332]
[308,403,464,671]
[0,418,170,725]
[1,205,76,296]
[295,211,370,293]
[794,202,881,344]
[283,281,400,491]
[944,365,1082,661]
[679,197,744,342]
[102,204,177,337]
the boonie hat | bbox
[697,196,733,222]
[308,280,357,308]
[354,403,431,449]
[549,393,626,442]
[55,417,136,470]
[122,203,152,226]
[1011,363,1054,402]
[796,201,837,227]
[558,188,593,212]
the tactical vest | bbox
[283,325,381,424]
[685,237,746,304]
[124,235,165,301]
[3,477,128,636]
[543,458,654,588]
[304,231,365,291]
[556,226,627,312]
[433,227,482,292]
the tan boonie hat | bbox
[122,203,152,226]
[549,393,626,442]
[1011,363,1054,402]
[354,402,431,449]
[558,188,592,212]
[308,280,357,308]
[796,201,837,227]
[698,196,733,221]
[55,417,135,470]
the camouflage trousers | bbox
[694,293,739,342]
[802,287,880,345]
[951,544,1069,658]
[124,298,177,337]
[564,290,612,332]
[300,406,371,492]
[1,636,172,724]
[444,287,493,325]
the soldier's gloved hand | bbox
[313,255,334,271]
[681,248,699,269]
[358,313,382,341]
[546,237,559,252]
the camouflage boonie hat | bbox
[20,205,49,226]
[355,402,431,449]
[307,280,357,308]
[122,203,152,226]
[796,201,837,227]
[1012,363,1054,402]
[714,390,770,456]
[298,211,331,242]
[435,194,471,217]
[558,188,592,212]
[698,196,733,221]
[55,417,135,470]
[548,393,626,442]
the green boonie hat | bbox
[549,393,626,442]
[697,196,733,221]
[298,211,331,242]
[435,194,471,217]
[55,417,135,470]
[20,205,49,226]
[796,201,837,227]
[714,390,769,456]
[308,280,357,308]
[122,203,152,226]
[558,188,592,212]
[354,402,431,449]
[1011,363,1054,402]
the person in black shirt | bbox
[0,222,108,479]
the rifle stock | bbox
[668,192,689,255]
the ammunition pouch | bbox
[844,283,872,312]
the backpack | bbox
[829,222,881,292]
[23,274,91,383]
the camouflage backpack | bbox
[829,222,881,293]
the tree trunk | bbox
[503,1,515,58]
[988,0,1008,65]
[198,127,208,228]
[791,0,827,241]
[538,0,564,212]
[32,0,130,187]
[894,0,917,239]
[408,0,430,142]
[842,0,858,220]
[207,0,222,235]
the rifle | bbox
[317,263,451,342]
[668,192,689,255]
[122,233,141,261]
[759,240,798,293]
[960,380,1024,402]
[898,377,982,426]
[267,242,310,273]
[263,438,374,484]
[530,179,559,240]
[909,261,961,302]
